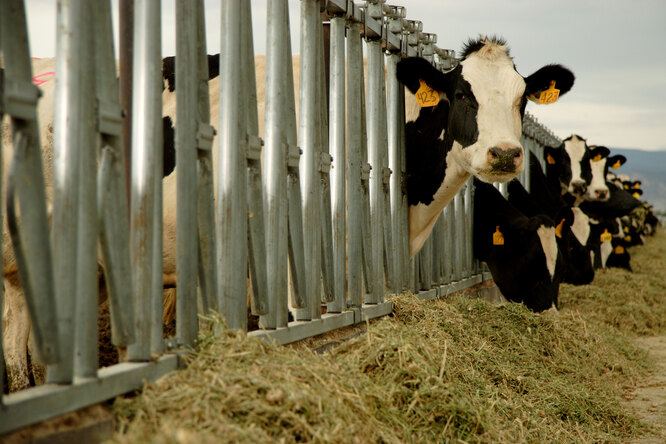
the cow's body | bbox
[397,37,574,255]
[473,179,569,312]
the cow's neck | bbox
[409,151,470,256]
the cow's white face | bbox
[451,46,526,183]
[562,136,588,195]
[586,156,611,201]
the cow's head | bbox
[397,37,574,184]
[544,134,592,197]
[474,179,567,312]
[585,145,612,201]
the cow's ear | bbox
[543,145,561,166]
[397,57,449,95]
[524,64,574,104]
[607,155,627,170]
[588,145,611,162]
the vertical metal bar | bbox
[328,15,346,313]
[346,21,363,309]
[387,52,407,294]
[366,38,385,303]
[119,0,134,203]
[431,218,442,285]
[218,0,247,330]
[465,178,474,277]
[454,189,465,280]
[74,0,98,379]
[96,0,135,351]
[318,19,334,307]
[0,24,5,397]
[241,0,269,319]
[262,0,290,328]
[296,0,322,320]
[48,0,85,384]
[419,237,432,289]
[128,0,161,360]
[195,0,218,319]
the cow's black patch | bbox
[162,116,176,177]
[405,102,451,206]
[448,69,479,148]
[161,54,221,92]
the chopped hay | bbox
[109,230,666,443]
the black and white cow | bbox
[543,136,611,203]
[396,37,575,255]
[508,154,594,285]
[474,179,571,312]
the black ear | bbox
[607,154,627,170]
[162,56,176,92]
[543,145,562,165]
[588,145,611,161]
[396,57,450,95]
[524,64,575,102]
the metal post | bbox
[262,0,293,328]
[119,0,134,203]
[74,0,98,379]
[48,0,87,384]
[346,20,364,309]
[296,0,322,321]
[128,0,161,361]
[328,15,346,313]
[218,0,248,330]
[365,1,386,303]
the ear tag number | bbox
[493,226,504,245]
[600,229,612,242]
[538,81,560,104]
[415,79,440,107]
[614,245,625,254]
[546,153,556,165]
[555,218,565,239]
[612,160,622,169]
[591,154,603,162]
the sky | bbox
[24,0,666,151]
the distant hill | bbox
[609,148,666,213]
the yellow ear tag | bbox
[546,153,556,165]
[624,226,629,233]
[600,229,612,242]
[624,235,632,242]
[633,183,640,189]
[555,218,565,239]
[612,160,621,169]
[415,79,440,107]
[591,154,603,162]
[614,245,625,255]
[623,184,629,189]
[633,192,640,199]
[538,80,560,104]
[493,226,505,245]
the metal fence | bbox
[0,0,561,434]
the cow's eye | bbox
[455,92,466,100]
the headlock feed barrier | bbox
[0,0,560,433]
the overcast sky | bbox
[25,0,666,151]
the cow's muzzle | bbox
[488,145,523,173]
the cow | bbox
[396,36,575,256]
[507,154,594,285]
[473,178,571,312]
[543,136,611,204]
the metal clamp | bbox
[3,78,41,120]
[363,0,385,41]
[361,162,372,181]
[196,121,216,152]
[319,152,333,174]
[97,99,124,136]
[286,143,301,169]
[382,166,392,185]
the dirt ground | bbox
[624,335,666,443]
